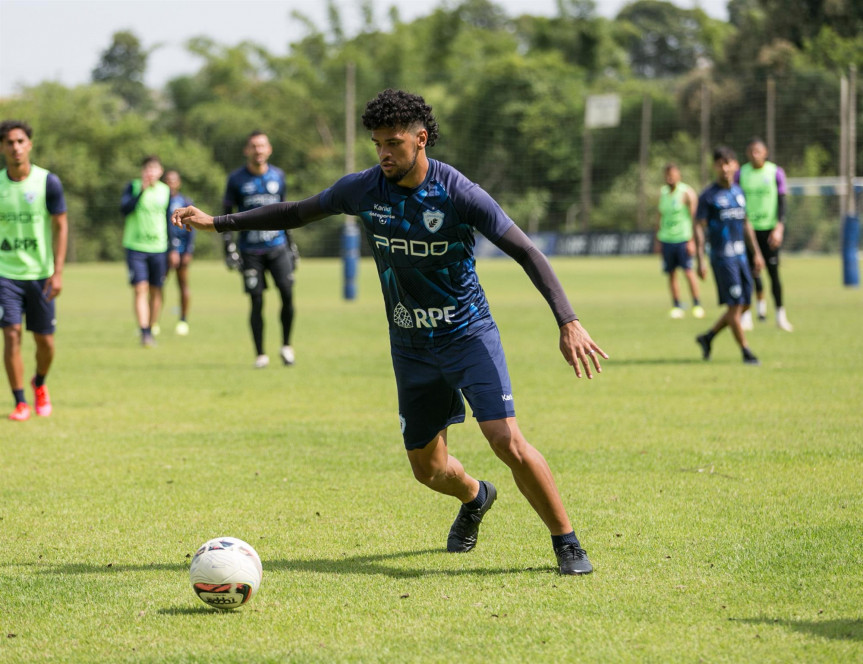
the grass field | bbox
[2,255,861,663]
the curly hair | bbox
[361,89,440,147]
[0,120,32,141]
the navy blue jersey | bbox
[223,166,287,253]
[319,159,515,349]
[696,183,748,262]
[167,193,195,246]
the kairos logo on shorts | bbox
[399,414,406,434]
[0,305,4,321]
[244,269,259,290]
[729,284,742,299]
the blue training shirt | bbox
[223,165,287,253]
[696,183,748,262]
[319,159,515,349]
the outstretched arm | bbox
[493,224,608,378]
[172,194,331,232]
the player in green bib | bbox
[120,156,171,347]
[655,163,704,319]
[735,138,793,332]
[0,120,69,421]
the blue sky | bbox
[0,0,729,97]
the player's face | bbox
[747,142,768,168]
[664,167,680,186]
[1,128,32,168]
[713,158,738,187]
[371,125,427,185]
[164,171,181,193]
[245,135,272,167]
[142,160,164,182]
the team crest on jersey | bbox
[736,194,746,207]
[25,192,37,204]
[266,180,280,194]
[422,209,445,233]
[393,303,414,328]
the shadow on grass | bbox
[27,548,554,578]
[738,617,863,642]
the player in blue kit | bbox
[174,90,607,575]
[223,131,298,368]
[165,170,195,336]
[694,146,764,365]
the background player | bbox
[694,146,764,365]
[736,137,793,331]
[0,120,68,421]
[165,169,195,336]
[655,163,703,319]
[173,89,608,576]
[120,155,170,347]
[222,131,297,368]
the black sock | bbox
[34,374,46,388]
[13,389,25,405]
[552,531,580,550]
[693,298,701,306]
[141,327,151,335]
[742,347,757,360]
[673,299,681,308]
[464,481,487,510]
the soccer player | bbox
[0,120,68,421]
[121,156,171,347]
[174,89,607,575]
[694,146,764,365]
[736,138,793,331]
[655,163,703,319]
[164,169,195,336]
[222,131,298,368]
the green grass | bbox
[1,255,861,663]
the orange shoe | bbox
[31,379,52,417]
[8,402,31,421]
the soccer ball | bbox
[189,537,263,610]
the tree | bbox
[91,31,154,110]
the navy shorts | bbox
[169,228,196,256]
[126,249,168,287]
[0,277,56,334]
[391,323,516,450]
[241,245,294,296]
[711,256,752,306]
[661,241,693,273]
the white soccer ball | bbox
[189,537,263,610]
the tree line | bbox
[1,0,861,260]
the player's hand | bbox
[172,206,215,232]
[753,253,765,275]
[43,273,62,301]
[768,224,784,250]
[686,239,696,257]
[697,261,707,280]
[559,320,608,379]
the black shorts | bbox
[241,245,294,296]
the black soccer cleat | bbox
[555,543,593,575]
[696,333,712,360]
[447,481,497,553]
[742,349,760,366]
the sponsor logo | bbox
[243,193,280,208]
[373,235,448,257]
[241,182,257,195]
[0,212,41,224]
[422,209,445,233]
[0,238,38,251]
[392,303,455,329]
[370,203,394,224]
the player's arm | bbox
[493,225,607,379]
[770,167,788,250]
[684,187,698,255]
[119,181,141,215]
[693,218,707,280]
[45,174,68,301]
[173,194,331,233]
[744,217,765,274]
